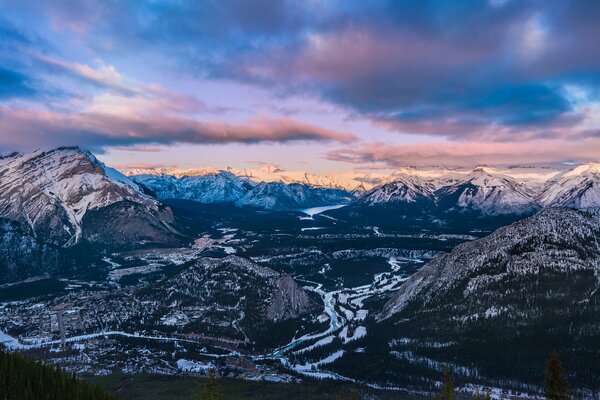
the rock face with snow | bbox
[358,166,542,215]
[537,163,600,208]
[132,172,353,210]
[0,218,72,283]
[236,182,351,210]
[377,208,600,386]
[435,166,539,215]
[0,147,178,248]
[132,171,253,204]
[357,176,436,205]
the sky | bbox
[0,0,599,173]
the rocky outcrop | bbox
[267,274,314,321]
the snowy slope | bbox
[126,164,387,192]
[0,147,176,247]
[235,182,352,210]
[435,166,539,215]
[537,163,600,208]
[358,175,437,205]
[380,207,600,318]
[132,171,252,204]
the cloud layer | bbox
[0,1,599,165]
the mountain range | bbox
[130,161,600,215]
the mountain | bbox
[235,181,351,210]
[435,166,539,215]
[0,147,178,248]
[153,256,316,326]
[132,173,352,210]
[229,164,387,192]
[126,164,387,192]
[132,171,253,204]
[377,207,600,387]
[357,175,437,205]
[538,163,600,208]
[356,166,539,215]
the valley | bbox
[2,148,600,398]
[0,195,484,394]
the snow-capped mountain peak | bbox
[0,147,175,247]
[537,162,600,208]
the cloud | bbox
[36,55,133,94]
[0,106,356,152]
[326,139,600,167]
[110,162,177,171]
[2,0,600,164]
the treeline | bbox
[0,349,117,400]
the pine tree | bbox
[435,365,457,400]
[350,389,359,400]
[485,392,491,400]
[196,368,224,400]
[0,349,116,400]
[544,352,570,400]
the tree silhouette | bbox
[544,352,570,400]
[435,365,457,400]
[196,368,224,400]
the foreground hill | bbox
[374,208,600,389]
[142,255,319,345]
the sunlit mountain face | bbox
[2,2,600,399]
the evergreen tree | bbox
[544,352,570,400]
[485,392,491,400]
[435,366,457,400]
[196,368,224,400]
[350,389,359,400]
[0,349,116,400]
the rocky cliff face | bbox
[0,147,178,248]
[0,218,72,283]
[132,171,252,204]
[235,182,352,210]
[267,274,314,321]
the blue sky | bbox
[0,0,599,172]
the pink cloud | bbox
[327,139,600,167]
[0,106,357,151]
